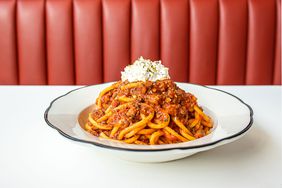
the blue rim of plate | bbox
[44,83,254,152]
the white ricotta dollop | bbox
[121,56,170,82]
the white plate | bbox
[44,83,253,162]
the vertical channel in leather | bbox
[17,0,47,85]
[246,0,276,85]
[103,0,131,82]
[131,0,160,62]
[46,0,74,85]
[274,0,281,85]
[217,0,248,85]
[189,0,219,85]
[73,0,103,85]
[0,0,18,84]
[161,0,189,82]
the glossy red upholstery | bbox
[0,0,281,85]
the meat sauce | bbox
[89,79,205,144]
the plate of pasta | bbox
[44,57,253,162]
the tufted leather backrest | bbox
[0,0,281,85]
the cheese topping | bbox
[121,56,170,82]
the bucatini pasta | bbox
[84,79,213,145]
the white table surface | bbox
[0,86,281,188]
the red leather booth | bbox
[0,0,281,85]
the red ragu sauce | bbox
[87,79,211,145]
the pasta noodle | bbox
[84,79,213,145]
